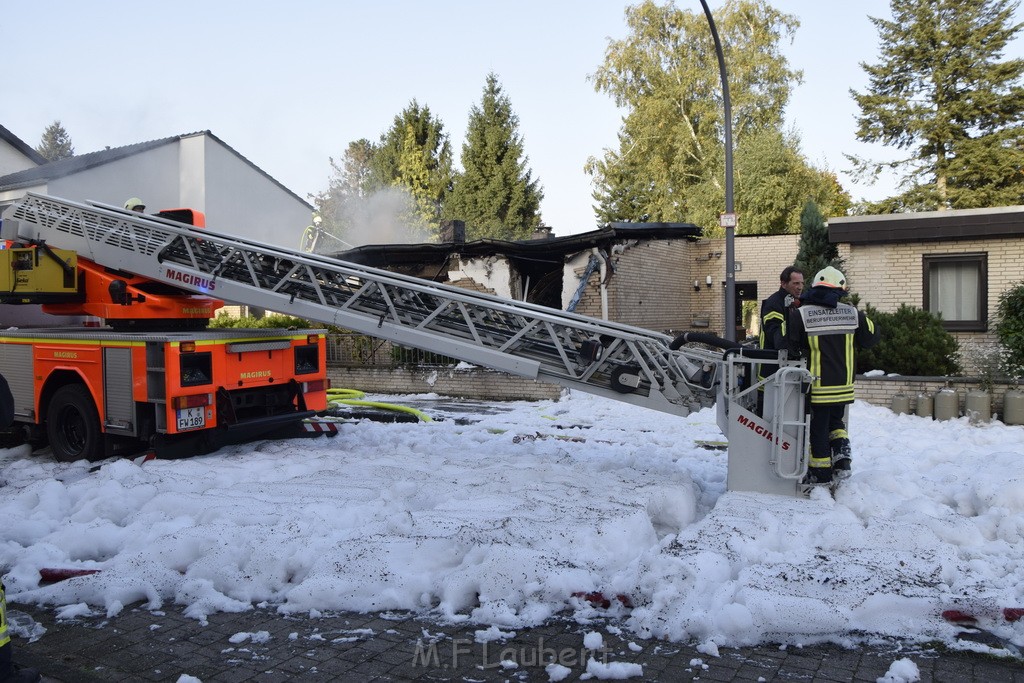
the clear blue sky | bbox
[4,1,1023,235]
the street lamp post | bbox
[699,0,736,342]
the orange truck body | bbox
[0,326,331,461]
[0,207,335,462]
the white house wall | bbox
[451,256,516,300]
[0,142,38,177]
[196,135,312,250]
[47,144,180,211]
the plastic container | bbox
[915,392,933,418]
[890,394,911,415]
[964,389,991,424]
[1004,389,1024,426]
[933,388,960,421]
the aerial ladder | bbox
[1,193,813,496]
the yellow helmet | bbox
[811,266,847,290]
[124,197,145,211]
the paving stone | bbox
[9,602,1024,682]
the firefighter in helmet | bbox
[123,197,146,213]
[787,266,880,487]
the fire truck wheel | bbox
[46,385,103,463]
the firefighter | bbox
[1,377,41,683]
[123,197,146,213]
[787,266,880,486]
[756,266,804,416]
[1,583,39,683]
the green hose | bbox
[326,388,366,399]
[324,388,432,422]
[337,399,433,423]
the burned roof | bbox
[331,221,703,267]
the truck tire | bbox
[0,374,13,429]
[46,385,103,463]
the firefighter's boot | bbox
[830,429,852,480]
[804,463,832,486]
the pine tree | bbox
[851,0,1024,211]
[35,120,75,161]
[794,201,841,280]
[396,124,438,230]
[312,138,376,246]
[445,73,544,240]
[369,100,453,231]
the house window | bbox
[923,253,987,331]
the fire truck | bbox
[0,201,332,462]
[0,193,814,497]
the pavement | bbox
[7,601,1024,682]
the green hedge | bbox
[857,304,961,376]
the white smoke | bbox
[321,187,433,252]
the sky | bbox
[2,390,1024,681]
[3,1,1024,236]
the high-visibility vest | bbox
[1,581,10,650]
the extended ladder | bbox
[2,193,724,417]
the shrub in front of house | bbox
[208,312,319,329]
[857,304,961,376]
[995,282,1024,378]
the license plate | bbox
[176,407,205,431]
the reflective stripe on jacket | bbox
[1,581,10,649]
[792,302,879,405]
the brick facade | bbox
[676,234,801,337]
[844,236,1022,350]
[569,240,693,331]
[326,363,1022,425]
[328,366,563,402]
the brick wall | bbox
[328,365,563,402]
[328,363,1022,424]
[845,237,1021,349]
[563,235,803,335]
[684,234,801,335]
[856,375,1023,423]
[571,240,693,331]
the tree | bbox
[36,120,74,161]
[851,0,1024,211]
[587,0,847,235]
[396,124,438,230]
[311,138,376,248]
[369,100,454,233]
[445,73,544,240]
[794,200,842,281]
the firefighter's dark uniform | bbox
[757,287,798,415]
[788,271,880,484]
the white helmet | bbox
[811,266,847,290]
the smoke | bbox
[321,187,432,252]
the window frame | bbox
[922,252,988,332]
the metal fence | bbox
[325,333,458,368]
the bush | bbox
[995,282,1024,378]
[856,304,961,376]
[208,312,319,329]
